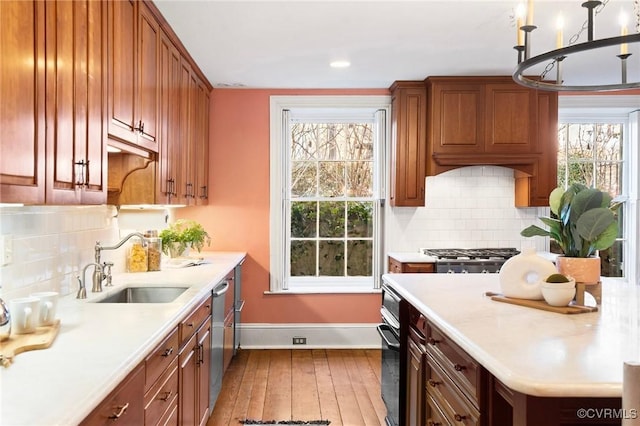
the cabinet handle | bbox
[134,120,144,134]
[200,185,208,199]
[187,322,194,328]
[427,421,442,426]
[454,363,466,372]
[427,337,440,346]
[108,402,129,420]
[161,347,174,357]
[74,160,88,187]
[454,414,467,422]
[159,391,172,402]
[427,379,441,388]
[186,183,194,198]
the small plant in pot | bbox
[521,183,621,283]
[159,219,211,258]
[541,273,576,306]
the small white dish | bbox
[541,279,576,306]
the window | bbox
[558,95,640,282]
[270,96,390,293]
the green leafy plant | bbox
[521,183,621,258]
[159,219,211,256]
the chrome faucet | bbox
[77,262,103,299]
[94,232,148,266]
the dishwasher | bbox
[209,271,233,410]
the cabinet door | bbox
[0,0,46,204]
[157,31,182,204]
[484,83,535,154]
[177,60,193,204]
[45,0,106,205]
[195,79,210,205]
[136,2,159,151]
[429,81,484,155]
[389,82,427,207]
[407,334,426,426]
[107,0,137,145]
[197,320,212,426]
[179,333,198,426]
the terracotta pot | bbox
[556,256,601,284]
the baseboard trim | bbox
[238,323,381,349]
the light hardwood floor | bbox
[208,349,387,426]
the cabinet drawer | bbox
[427,323,481,407]
[180,296,212,348]
[426,355,480,426]
[80,363,145,425]
[426,393,452,426]
[144,357,179,426]
[145,326,179,392]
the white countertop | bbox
[0,251,246,426]
[382,273,640,398]
[387,251,437,263]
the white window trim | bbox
[559,95,640,285]
[269,95,391,294]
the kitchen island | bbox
[0,251,246,426]
[383,273,640,425]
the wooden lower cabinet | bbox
[403,302,623,426]
[80,363,145,426]
[179,319,212,426]
[389,256,435,273]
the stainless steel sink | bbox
[94,287,189,303]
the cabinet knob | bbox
[427,421,442,426]
[159,391,172,402]
[454,414,467,422]
[427,337,440,346]
[108,402,129,420]
[454,363,466,372]
[161,347,174,357]
[427,379,441,388]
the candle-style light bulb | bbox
[516,3,526,46]
[619,11,628,55]
[556,13,564,49]
[526,0,534,26]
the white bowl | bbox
[541,279,576,306]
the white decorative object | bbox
[623,361,640,425]
[499,247,557,300]
[541,279,576,307]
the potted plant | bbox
[159,219,211,258]
[541,273,576,307]
[520,183,621,283]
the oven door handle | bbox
[376,324,400,352]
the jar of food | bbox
[147,237,162,271]
[127,237,148,273]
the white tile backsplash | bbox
[386,166,549,253]
[0,205,120,300]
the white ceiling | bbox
[154,0,638,89]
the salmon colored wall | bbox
[177,88,388,324]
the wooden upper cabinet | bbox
[45,0,107,204]
[0,1,46,204]
[195,79,210,205]
[484,83,536,154]
[107,0,159,152]
[389,81,427,207]
[157,30,182,204]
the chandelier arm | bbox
[513,33,640,92]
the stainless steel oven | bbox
[378,281,402,426]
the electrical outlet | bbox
[292,337,307,345]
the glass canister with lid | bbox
[127,237,148,273]
[144,230,162,271]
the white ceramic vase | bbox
[499,247,558,300]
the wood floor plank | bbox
[210,349,386,426]
[244,350,271,421]
[312,349,343,426]
[326,349,366,425]
[261,349,292,420]
[291,350,322,420]
[207,349,249,426]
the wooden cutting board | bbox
[0,319,60,367]
[485,292,598,314]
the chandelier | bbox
[512,0,640,91]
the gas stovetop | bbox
[420,248,520,261]
[420,248,520,273]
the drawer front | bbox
[145,326,179,391]
[427,323,480,406]
[426,393,452,426]
[180,296,212,348]
[80,364,145,426]
[426,356,480,426]
[144,357,179,426]
[402,262,435,273]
